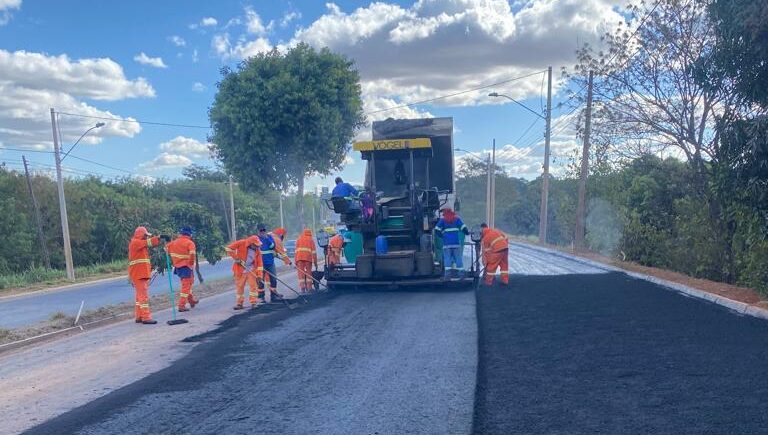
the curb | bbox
[509,241,768,322]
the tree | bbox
[209,43,366,227]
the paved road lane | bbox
[0,260,235,329]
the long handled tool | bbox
[243,266,303,308]
[261,267,309,304]
[164,250,189,325]
[291,264,331,293]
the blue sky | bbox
[0,0,623,190]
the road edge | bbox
[510,241,768,322]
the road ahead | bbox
[13,243,768,434]
[0,260,235,329]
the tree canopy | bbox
[209,43,366,226]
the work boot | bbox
[233,304,244,310]
[189,297,198,308]
[178,307,190,312]
[270,292,284,300]
[135,318,142,323]
[141,319,158,325]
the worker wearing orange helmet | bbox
[480,223,509,286]
[326,231,345,266]
[226,235,263,310]
[127,226,169,324]
[166,227,199,311]
[270,227,292,266]
[294,228,318,293]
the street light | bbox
[488,92,544,119]
[455,147,493,226]
[61,122,105,161]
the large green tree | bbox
[209,43,366,227]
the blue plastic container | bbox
[375,235,388,255]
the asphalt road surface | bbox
[0,260,235,329]
[19,244,768,434]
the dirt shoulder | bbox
[509,236,768,309]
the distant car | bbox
[285,239,296,258]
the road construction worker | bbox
[435,208,469,278]
[480,223,509,286]
[226,235,263,310]
[128,226,169,324]
[270,227,292,267]
[166,226,199,311]
[257,224,285,303]
[295,228,318,292]
[327,230,345,266]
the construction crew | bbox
[480,223,509,286]
[327,230,345,266]
[128,226,169,324]
[226,235,263,310]
[295,228,318,292]
[435,208,469,278]
[257,224,286,303]
[166,227,199,311]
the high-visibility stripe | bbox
[444,228,460,232]
[188,251,196,255]
[170,253,191,259]
[296,247,313,253]
[261,250,274,255]
[139,304,149,308]
[500,271,509,274]
[490,235,507,246]
[129,258,151,266]
[180,293,189,297]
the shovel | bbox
[291,264,331,293]
[164,249,189,326]
[244,266,302,309]
[261,267,309,305]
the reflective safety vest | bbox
[259,234,277,266]
[481,228,508,253]
[167,235,197,269]
[329,234,344,255]
[295,230,317,263]
[435,217,468,247]
[226,236,262,275]
[128,235,160,281]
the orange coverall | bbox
[167,235,198,309]
[327,234,344,266]
[128,228,160,322]
[481,227,509,285]
[295,229,318,292]
[226,236,263,307]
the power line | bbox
[365,70,547,115]
[0,147,53,154]
[65,154,134,175]
[56,112,210,129]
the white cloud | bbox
[212,33,272,60]
[168,35,186,47]
[0,0,20,25]
[280,10,301,27]
[133,52,168,69]
[0,49,150,149]
[191,82,206,92]
[139,152,193,171]
[192,49,199,63]
[159,135,210,158]
[200,17,218,27]
[245,6,273,35]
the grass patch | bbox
[0,260,127,291]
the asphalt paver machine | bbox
[323,117,481,289]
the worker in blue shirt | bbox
[434,208,469,278]
[256,223,286,303]
[332,177,360,212]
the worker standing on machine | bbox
[295,228,318,292]
[127,226,170,324]
[480,223,509,286]
[435,208,469,278]
[226,235,263,310]
[257,224,285,303]
[326,229,345,266]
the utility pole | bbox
[575,71,594,250]
[485,152,492,225]
[279,194,284,228]
[538,66,553,244]
[22,155,51,269]
[228,175,236,241]
[312,204,317,232]
[51,108,75,280]
[490,138,497,228]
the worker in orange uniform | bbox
[327,231,345,266]
[166,226,199,311]
[226,235,263,310]
[270,227,292,267]
[295,228,318,293]
[480,223,509,286]
[128,226,169,324]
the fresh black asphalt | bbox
[473,272,768,434]
[22,271,768,434]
